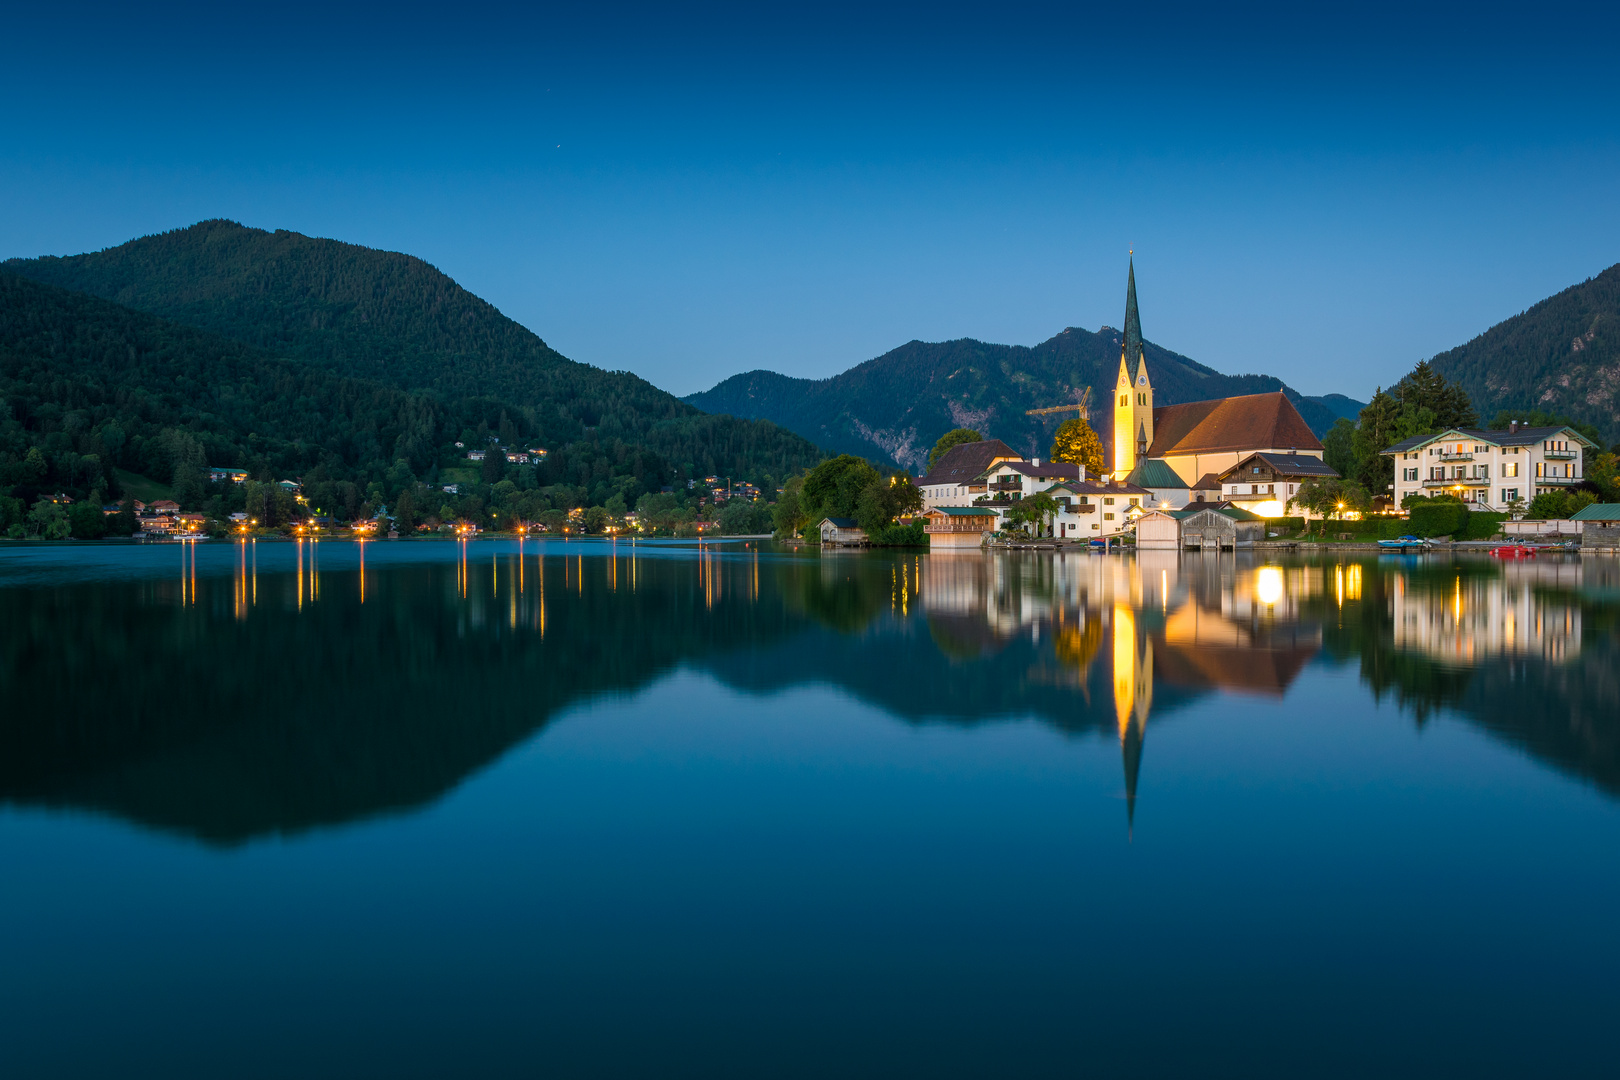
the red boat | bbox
[1491,544,1539,558]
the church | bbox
[1110,260,1328,513]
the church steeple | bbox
[1123,256,1144,383]
[1112,255,1155,479]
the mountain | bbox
[4,220,822,485]
[686,327,1363,470]
[0,270,459,500]
[1428,262,1620,445]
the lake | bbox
[2,539,1617,1078]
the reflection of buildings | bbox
[1390,563,1583,666]
[914,549,1323,830]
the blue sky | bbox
[4,1,1618,400]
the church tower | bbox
[1112,257,1155,479]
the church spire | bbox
[1123,255,1143,382]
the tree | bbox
[1049,418,1105,475]
[1322,418,1358,480]
[1288,477,1367,534]
[1006,492,1058,536]
[771,477,806,538]
[394,489,417,534]
[28,498,70,539]
[928,429,982,469]
[481,448,507,484]
[801,455,881,523]
[582,505,610,533]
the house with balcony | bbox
[917,439,1023,509]
[1038,478,1154,538]
[1216,452,1340,517]
[1381,422,1598,512]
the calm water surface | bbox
[2,539,1618,1078]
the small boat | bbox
[1377,535,1431,550]
[1491,544,1539,558]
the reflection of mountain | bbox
[5,544,1618,846]
[0,548,797,845]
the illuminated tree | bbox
[1049,418,1105,475]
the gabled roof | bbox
[1570,503,1620,521]
[1221,452,1339,481]
[976,460,1082,482]
[917,439,1021,487]
[1124,458,1187,489]
[1190,473,1224,491]
[1144,392,1322,457]
[821,517,860,529]
[928,505,1000,517]
[1381,425,1599,455]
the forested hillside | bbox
[0,272,799,530]
[687,327,1362,469]
[4,220,821,480]
[1427,263,1620,445]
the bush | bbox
[867,522,928,547]
[1406,500,1470,538]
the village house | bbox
[1041,478,1155,538]
[149,499,181,515]
[917,439,1023,509]
[466,450,486,461]
[1381,422,1597,511]
[1215,452,1340,517]
[208,468,249,484]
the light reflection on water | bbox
[1,540,1618,1077]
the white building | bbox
[1382,422,1597,512]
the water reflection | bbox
[1,541,1616,845]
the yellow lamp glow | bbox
[1256,566,1284,606]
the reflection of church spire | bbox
[1112,605,1154,836]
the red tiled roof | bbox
[1142,392,1322,457]
[918,439,1021,487]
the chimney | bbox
[1509,420,1518,433]
[1031,457,1041,467]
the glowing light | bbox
[1256,566,1284,606]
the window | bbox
[1103,497,1115,505]
[1536,463,1545,477]
[1503,462,1517,477]
[1502,489,1518,503]
[1129,497,1140,506]
[1104,513,1115,521]
[1119,395,1127,406]
[1253,466,1262,474]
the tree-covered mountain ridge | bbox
[3,220,822,480]
[1429,262,1620,445]
[685,327,1363,470]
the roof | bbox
[1221,452,1339,481]
[976,460,1082,482]
[1043,479,1154,497]
[1143,392,1323,457]
[821,517,860,529]
[1124,458,1187,489]
[917,439,1021,488]
[1190,473,1223,491]
[928,505,1000,517]
[1570,503,1620,521]
[1159,505,1264,522]
[1381,425,1599,455]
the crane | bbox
[1025,386,1092,420]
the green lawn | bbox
[439,467,479,484]
[115,469,173,503]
